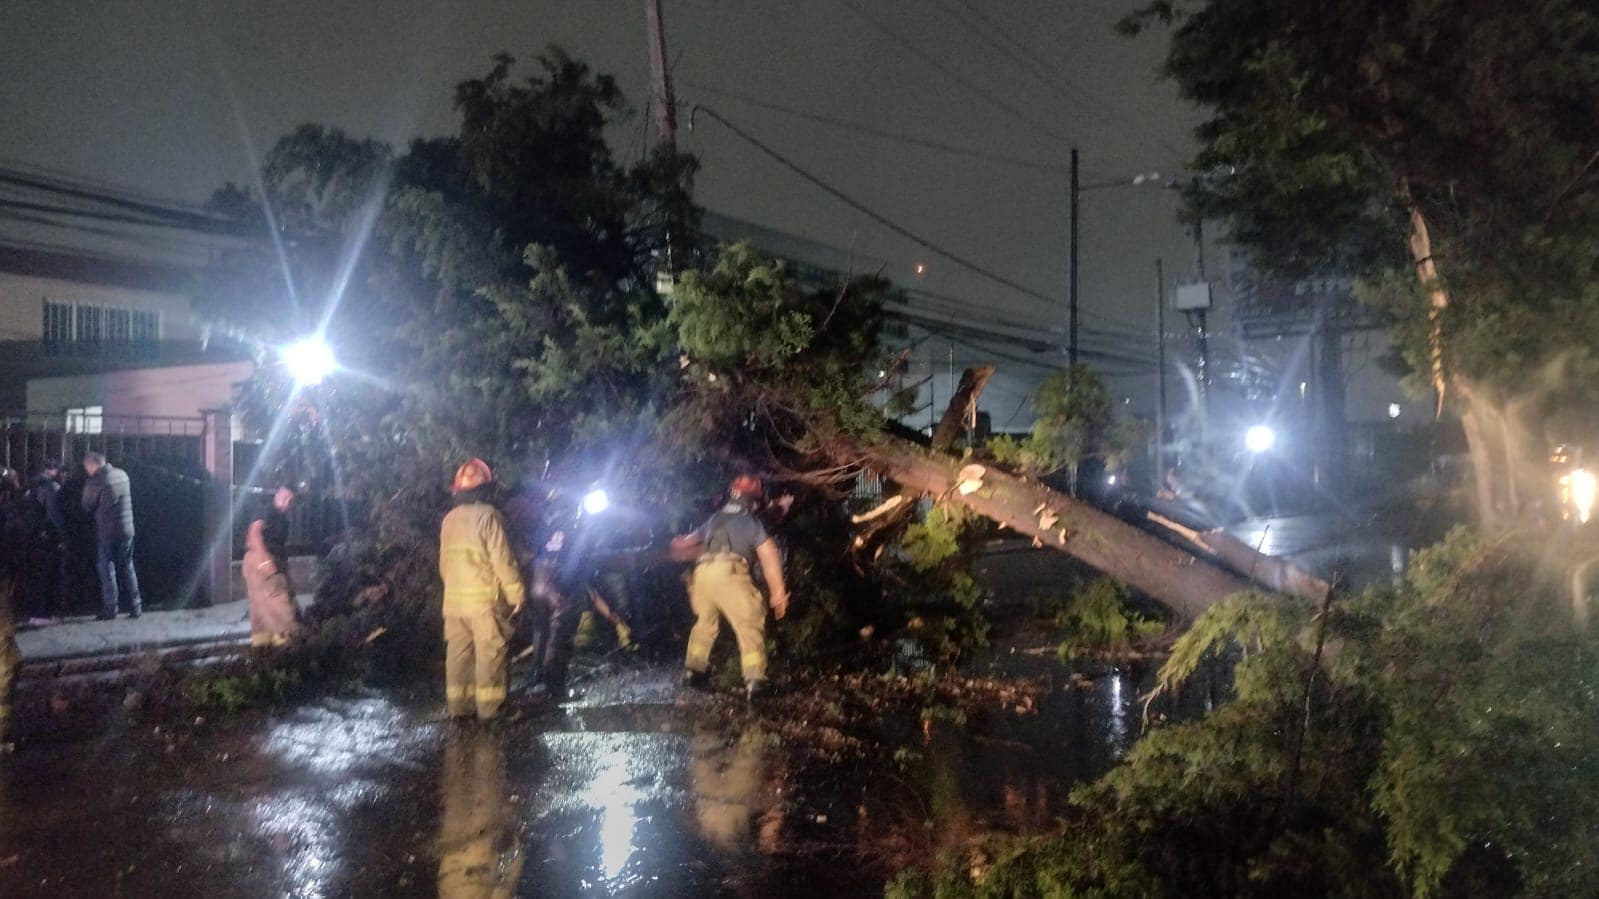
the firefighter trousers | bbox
[684,558,767,682]
[443,605,512,719]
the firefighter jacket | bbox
[438,501,525,615]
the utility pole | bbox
[1192,217,1210,409]
[644,0,678,292]
[1155,258,1167,484]
[1068,147,1080,367]
[644,0,676,153]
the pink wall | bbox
[27,360,254,421]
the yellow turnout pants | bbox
[444,605,512,719]
[684,556,768,682]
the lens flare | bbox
[282,337,336,387]
[1244,424,1276,454]
[582,488,611,516]
[1567,468,1595,524]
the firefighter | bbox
[439,458,525,721]
[672,475,789,700]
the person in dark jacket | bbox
[0,468,26,599]
[22,462,66,620]
[81,452,143,620]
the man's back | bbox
[84,465,135,540]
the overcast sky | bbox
[1,0,1211,367]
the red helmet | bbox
[729,474,763,499]
[451,458,494,494]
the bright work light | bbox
[1567,468,1595,524]
[581,488,611,516]
[282,336,336,387]
[1244,424,1277,454]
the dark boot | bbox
[682,669,710,690]
[744,679,770,703]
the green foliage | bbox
[179,621,368,714]
[892,528,1599,898]
[1054,578,1166,661]
[887,504,990,663]
[987,366,1139,475]
[1120,0,1599,405]
[900,505,968,572]
[667,242,890,459]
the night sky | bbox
[1,1,1210,380]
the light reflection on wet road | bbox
[0,659,1159,896]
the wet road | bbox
[0,659,1157,898]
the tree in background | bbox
[193,49,701,663]
[1121,0,1599,523]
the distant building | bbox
[0,244,251,418]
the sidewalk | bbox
[15,598,306,663]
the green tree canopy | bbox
[1123,0,1599,402]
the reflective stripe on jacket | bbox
[439,502,525,613]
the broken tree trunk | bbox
[853,366,995,560]
[838,437,1260,621]
[1146,513,1331,603]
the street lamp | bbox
[281,336,336,387]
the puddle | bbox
[0,660,1192,896]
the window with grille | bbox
[41,301,161,350]
[66,406,103,434]
[131,309,159,342]
[42,301,74,343]
[74,304,103,342]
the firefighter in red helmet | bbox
[672,473,789,700]
[439,458,525,720]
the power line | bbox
[0,156,217,215]
[900,285,1149,345]
[891,303,1152,367]
[692,104,1075,316]
[678,82,1068,174]
[834,0,1071,145]
[903,316,1152,376]
[953,0,1192,161]
[0,169,239,234]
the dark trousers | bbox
[96,536,143,616]
[526,560,586,693]
[23,541,63,619]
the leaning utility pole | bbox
[644,0,677,153]
[1068,147,1080,367]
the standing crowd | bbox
[0,452,146,622]
[6,451,790,721]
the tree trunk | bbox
[1408,203,1450,414]
[855,367,994,560]
[838,437,1263,620]
[929,366,993,451]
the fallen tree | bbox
[838,435,1257,621]
[669,251,1318,621]
[199,53,1316,673]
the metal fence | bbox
[3,411,210,612]
[2,410,206,475]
